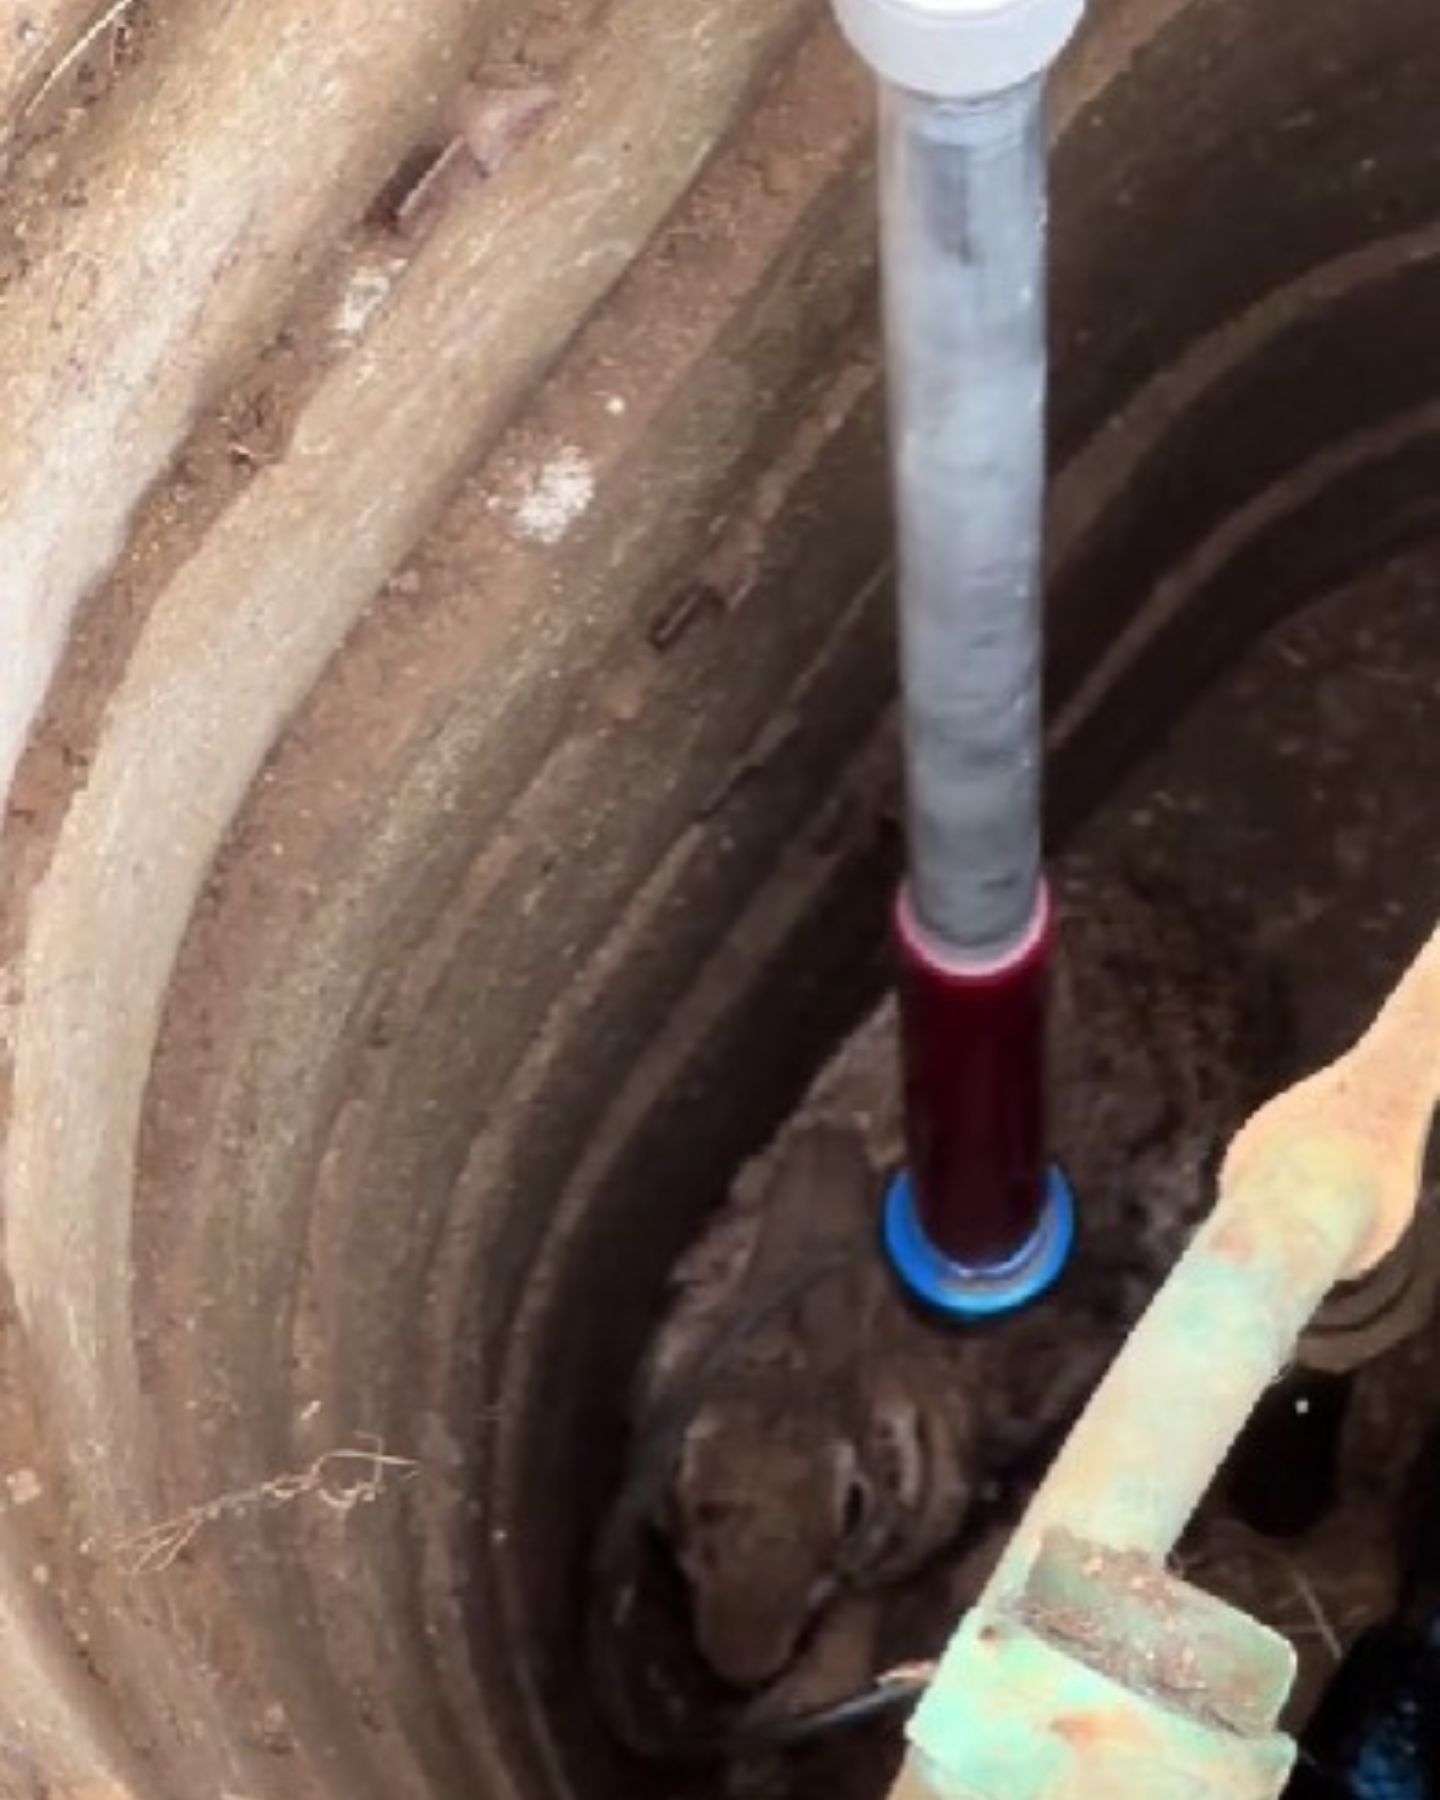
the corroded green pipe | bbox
[893,1134,1382,1800]
[986,1135,1378,1605]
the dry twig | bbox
[110,1437,420,1576]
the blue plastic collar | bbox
[883,1164,1076,1321]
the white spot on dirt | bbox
[332,261,405,341]
[7,1469,41,1506]
[510,447,595,546]
[605,394,627,416]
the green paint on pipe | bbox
[892,1135,1381,1800]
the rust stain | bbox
[1050,1706,1144,1750]
[1051,1710,1104,1748]
[1051,1706,1116,1749]
[1208,1209,1259,1261]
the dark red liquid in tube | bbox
[895,883,1052,1271]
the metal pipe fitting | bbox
[834,0,1085,1305]
[886,882,1075,1311]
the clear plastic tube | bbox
[879,76,1048,960]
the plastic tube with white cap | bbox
[831,0,1085,1317]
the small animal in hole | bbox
[630,859,1289,1699]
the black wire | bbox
[736,1669,932,1749]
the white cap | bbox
[832,0,1085,99]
